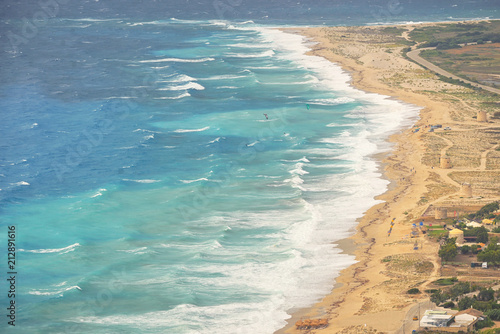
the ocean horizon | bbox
[1,1,499,333]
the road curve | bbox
[407,48,500,95]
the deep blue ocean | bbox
[1,1,499,333]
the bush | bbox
[461,245,470,254]
[407,288,421,294]
[464,226,489,243]
[458,296,475,310]
[476,316,495,329]
[433,278,457,286]
[449,282,472,298]
[486,309,500,321]
[439,238,458,261]
[478,288,495,302]
[442,301,455,308]
[471,244,482,254]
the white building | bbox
[420,310,454,328]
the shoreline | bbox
[277,20,499,333]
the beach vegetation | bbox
[407,288,420,294]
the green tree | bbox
[477,237,500,265]
[477,226,489,243]
[458,296,475,311]
[476,316,495,330]
[439,238,458,261]
[461,245,470,254]
[464,226,489,243]
[478,288,495,302]
[486,309,500,321]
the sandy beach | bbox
[277,21,500,333]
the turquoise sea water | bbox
[1,1,499,333]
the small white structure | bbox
[466,221,482,228]
[420,310,454,328]
[452,309,484,332]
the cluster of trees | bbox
[439,202,499,262]
[430,282,499,330]
[439,235,499,263]
[430,281,477,306]
[439,237,458,261]
[468,202,500,222]
[463,226,490,244]
[477,237,500,265]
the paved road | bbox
[407,48,500,95]
[394,300,437,334]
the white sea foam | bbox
[12,181,30,186]
[71,301,289,333]
[29,285,82,297]
[180,178,209,184]
[173,126,210,133]
[122,179,161,183]
[133,128,159,133]
[311,97,355,105]
[208,137,221,144]
[225,50,275,58]
[105,96,137,99]
[199,74,247,80]
[118,247,149,254]
[138,57,214,63]
[157,82,205,91]
[228,42,271,49]
[20,243,81,254]
[156,74,197,83]
[212,240,223,249]
[289,162,309,176]
[91,188,107,198]
[154,92,191,100]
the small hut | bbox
[449,229,464,244]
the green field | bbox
[409,20,500,88]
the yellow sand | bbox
[276,22,500,334]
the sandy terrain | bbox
[277,22,500,334]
